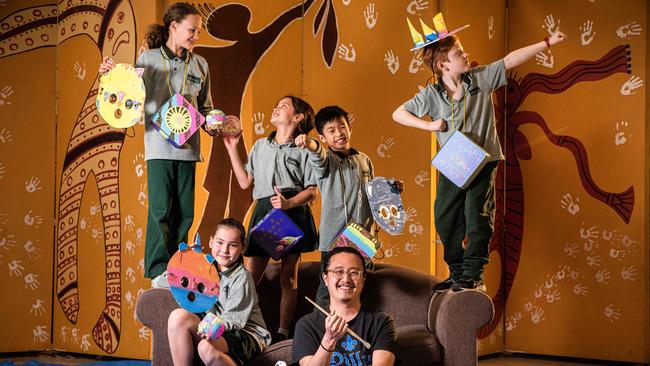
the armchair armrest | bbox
[135,288,178,366]
[427,290,494,366]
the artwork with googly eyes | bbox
[96,63,145,128]
[366,177,405,235]
[167,235,221,313]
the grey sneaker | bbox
[151,271,169,289]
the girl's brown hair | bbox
[145,2,200,49]
[420,35,459,83]
[211,218,246,247]
[282,95,315,138]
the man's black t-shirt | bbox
[291,309,396,365]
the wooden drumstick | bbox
[304,296,371,349]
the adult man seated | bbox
[291,247,396,366]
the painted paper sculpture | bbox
[431,130,490,189]
[197,312,225,340]
[96,63,145,128]
[366,177,406,235]
[150,93,206,148]
[205,109,242,137]
[249,208,304,260]
[329,222,382,262]
[407,12,470,51]
[167,235,220,313]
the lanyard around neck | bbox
[450,86,467,133]
[160,48,189,97]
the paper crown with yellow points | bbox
[407,13,470,51]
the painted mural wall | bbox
[0,0,648,363]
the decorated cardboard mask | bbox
[167,235,220,313]
[366,177,406,235]
[96,63,145,128]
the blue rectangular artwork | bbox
[431,130,491,189]
[249,208,304,260]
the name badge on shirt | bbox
[187,74,202,84]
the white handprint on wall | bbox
[24,240,44,260]
[133,153,145,177]
[572,283,589,297]
[406,0,428,15]
[404,242,421,255]
[0,232,17,250]
[579,20,595,45]
[414,170,429,187]
[604,304,621,322]
[530,306,545,324]
[25,273,41,289]
[616,21,642,38]
[337,43,356,62]
[9,259,24,276]
[563,242,580,257]
[89,202,100,216]
[487,16,496,40]
[24,210,43,228]
[535,50,554,68]
[73,62,86,80]
[80,334,91,351]
[139,326,150,341]
[125,214,135,232]
[33,325,48,342]
[613,121,629,146]
[408,55,424,74]
[542,14,560,35]
[560,193,580,215]
[60,326,68,342]
[0,128,12,143]
[138,183,148,207]
[0,86,14,106]
[376,136,395,158]
[595,268,610,284]
[620,265,638,281]
[384,50,399,75]
[620,75,643,96]
[25,177,42,193]
[126,240,135,257]
[409,222,423,236]
[363,3,377,29]
[30,299,45,316]
[126,266,136,284]
[252,112,268,136]
[72,328,79,344]
[585,254,601,267]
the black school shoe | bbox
[432,278,455,293]
[451,278,487,292]
[272,332,288,344]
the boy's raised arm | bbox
[503,31,566,70]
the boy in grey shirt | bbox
[296,106,402,307]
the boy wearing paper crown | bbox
[393,14,565,292]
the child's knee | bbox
[279,268,297,289]
[197,340,227,364]
[168,308,193,330]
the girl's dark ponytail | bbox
[144,2,200,49]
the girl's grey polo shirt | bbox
[245,132,317,200]
[404,59,507,162]
[136,46,213,161]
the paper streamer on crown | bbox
[150,93,206,148]
[249,208,304,261]
[366,177,406,235]
[431,130,490,189]
[96,63,145,128]
[197,312,225,340]
[205,109,242,137]
[407,13,470,51]
[329,222,382,262]
[167,235,221,313]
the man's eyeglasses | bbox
[326,268,363,280]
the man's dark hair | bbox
[323,246,367,276]
[315,105,350,135]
